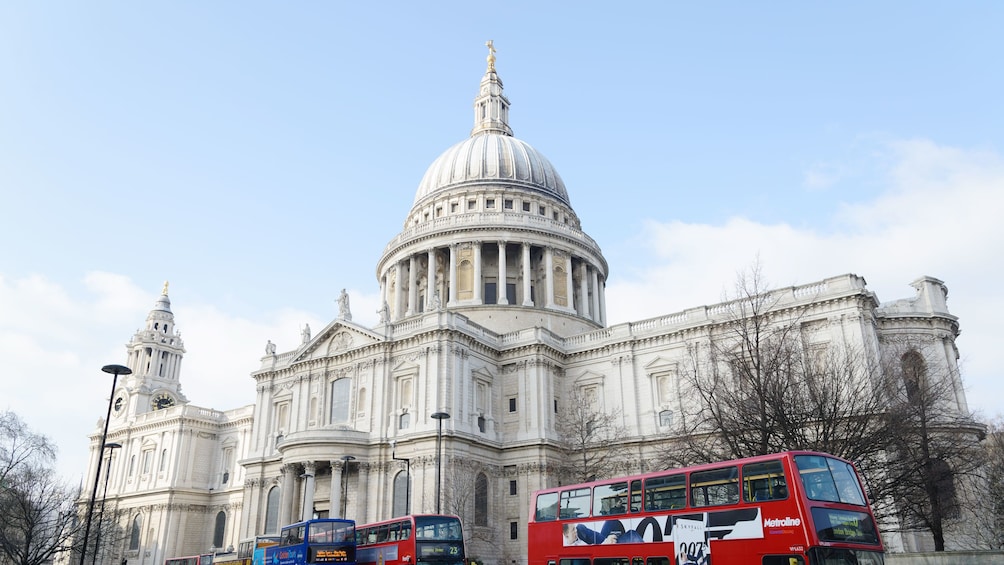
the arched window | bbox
[398,413,411,430]
[474,473,488,526]
[901,350,927,404]
[129,514,142,550]
[159,449,167,473]
[392,470,409,517]
[264,486,280,533]
[933,458,959,518]
[330,379,351,424]
[213,511,226,549]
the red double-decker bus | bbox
[528,451,883,565]
[355,514,465,565]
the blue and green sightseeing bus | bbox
[265,519,356,565]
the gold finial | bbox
[485,40,496,72]
[162,281,169,295]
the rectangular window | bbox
[486,198,495,209]
[559,487,591,519]
[484,282,497,305]
[509,397,517,412]
[451,203,458,213]
[538,205,546,215]
[509,521,518,540]
[141,450,152,474]
[330,380,351,423]
[468,199,476,210]
[742,459,788,502]
[593,481,629,515]
[510,480,518,496]
[522,202,531,212]
[645,473,687,511]
[504,199,513,210]
[506,283,516,304]
[690,466,740,508]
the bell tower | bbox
[111,282,189,419]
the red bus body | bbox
[528,451,883,565]
[356,514,465,565]
[165,554,214,565]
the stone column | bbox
[544,247,554,308]
[598,275,607,326]
[578,262,589,317]
[473,241,483,304]
[427,248,437,311]
[448,244,458,305]
[301,461,316,521]
[565,253,574,312]
[497,241,508,304]
[522,243,533,306]
[278,463,295,528]
[394,263,404,321]
[331,462,344,518]
[357,463,370,523]
[591,268,601,323]
[407,256,418,316]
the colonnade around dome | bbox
[378,239,606,331]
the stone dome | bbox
[413,133,570,207]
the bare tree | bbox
[0,412,55,488]
[555,387,628,483]
[875,344,986,552]
[673,264,895,475]
[0,411,82,565]
[441,459,498,562]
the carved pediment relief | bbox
[293,320,385,362]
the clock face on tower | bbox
[152,392,176,411]
[113,395,126,414]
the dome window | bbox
[522,201,531,212]
[486,198,495,209]
[468,199,476,210]
[451,203,459,213]
[504,199,513,210]
[538,205,546,216]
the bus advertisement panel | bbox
[265,519,356,565]
[529,451,883,565]
[356,515,465,565]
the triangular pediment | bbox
[644,356,678,374]
[292,319,385,362]
[569,369,605,387]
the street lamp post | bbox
[340,455,355,518]
[390,440,410,516]
[80,364,131,565]
[431,412,450,514]
[92,442,122,565]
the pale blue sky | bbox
[2,2,1002,479]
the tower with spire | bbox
[115,281,188,419]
